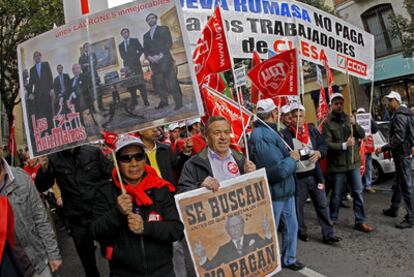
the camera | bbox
[299,147,313,161]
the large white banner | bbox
[179,0,374,80]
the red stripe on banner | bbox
[81,0,90,15]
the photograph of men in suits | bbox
[143,13,183,110]
[119,28,149,108]
[27,51,54,129]
[78,42,103,111]
[194,215,273,270]
[53,64,71,113]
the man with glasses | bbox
[36,146,113,277]
[322,93,374,233]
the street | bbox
[54,174,414,277]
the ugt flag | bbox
[248,48,298,98]
[193,7,232,84]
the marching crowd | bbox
[1,90,414,277]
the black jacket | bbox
[382,106,414,158]
[53,73,71,98]
[146,142,190,186]
[143,25,174,73]
[90,181,183,277]
[282,124,327,184]
[119,38,144,73]
[35,145,113,222]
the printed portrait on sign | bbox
[18,0,202,158]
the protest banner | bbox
[175,169,281,277]
[179,0,375,80]
[356,113,371,135]
[18,0,203,158]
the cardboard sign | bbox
[18,0,203,157]
[175,169,281,277]
[356,113,371,135]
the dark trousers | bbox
[389,157,414,222]
[128,84,148,105]
[152,68,182,108]
[296,175,335,239]
[69,221,100,277]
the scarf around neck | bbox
[289,123,310,145]
[112,165,175,206]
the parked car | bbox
[371,121,395,183]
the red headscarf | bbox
[289,123,310,145]
[112,165,175,206]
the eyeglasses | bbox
[118,152,146,163]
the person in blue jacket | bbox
[249,99,304,271]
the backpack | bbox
[407,114,414,148]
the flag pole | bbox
[346,67,355,164]
[112,150,126,194]
[218,7,250,160]
[277,98,282,132]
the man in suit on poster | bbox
[143,13,183,110]
[53,64,71,112]
[69,63,89,126]
[78,42,104,111]
[194,215,273,270]
[119,27,149,107]
[27,51,54,129]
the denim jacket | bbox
[0,159,61,274]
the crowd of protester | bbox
[1,91,414,276]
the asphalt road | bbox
[53,173,414,277]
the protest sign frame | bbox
[175,169,282,277]
[356,113,371,136]
[18,0,204,158]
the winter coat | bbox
[0,160,60,275]
[322,112,365,173]
[249,121,297,201]
[177,148,246,193]
[35,145,113,223]
[381,105,414,158]
[90,169,183,277]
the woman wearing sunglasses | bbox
[90,134,184,277]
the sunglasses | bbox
[118,152,146,163]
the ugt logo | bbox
[259,60,289,92]
[193,27,213,75]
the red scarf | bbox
[112,165,175,206]
[0,196,14,262]
[289,123,310,145]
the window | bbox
[362,4,402,57]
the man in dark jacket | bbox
[282,103,340,244]
[78,42,104,111]
[143,13,183,110]
[249,99,304,271]
[322,93,374,233]
[36,145,113,277]
[177,116,256,276]
[138,127,191,186]
[53,64,71,108]
[90,134,183,276]
[118,28,149,107]
[376,91,414,228]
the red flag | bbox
[317,87,329,132]
[193,7,232,85]
[250,51,262,104]
[101,129,119,150]
[0,197,15,262]
[201,87,250,149]
[248,48,298,99]
[202,73,226,93]
[80,0,90,14]
[7,120,17,165]
[359,140,366,176]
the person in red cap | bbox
[90,134,184,277]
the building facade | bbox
[335,0,414,120]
